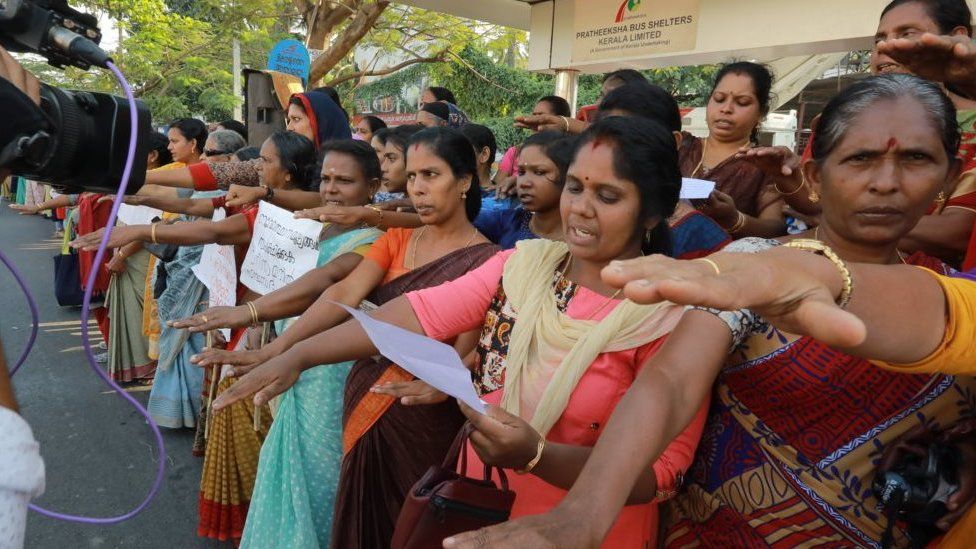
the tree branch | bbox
[323,49,447,87]
[309,0,389,83]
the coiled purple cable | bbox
[3,61,167,524]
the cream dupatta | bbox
[499,239,684,436]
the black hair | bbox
[218,119,247,142]
[385,124,425,153]
[147,131,173,166]
[710,61,774,143]
[812,74,959,166]
[459,124,498,165]
[360,115,387,134]
[320,139,383,184]
[420,101,451,123]
[602,69,648,85]
[537,95,573,118]
[310,86,349,121]
[266,131,318,191]
[520,131,577,187]
[427,86,457,105]
[234,146,260,161]
[405,127,482,222]
[372,127,391,147]
[573,117,681,256]
[168,118,208,155]
[881,0,973,36]
[597,82,682,132]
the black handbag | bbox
[53,252,85,307]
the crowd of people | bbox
[4,0,976,547]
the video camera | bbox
[0,0,150,193]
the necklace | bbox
[692,137,751,177]
[409,226,480,269]
[814,226,907,265]
[559,253,623,320]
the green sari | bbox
[240,226,382,549]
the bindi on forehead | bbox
[885,137,899,151]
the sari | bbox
[664,238,975,548]
[330,242,498,549]
[105,247,155,382]
[678,134,781,219]
[145,189,220,429]
[240,226,382,549]
[668,201,731,260]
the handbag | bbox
[53,216,85,307]
[391,423,516,549]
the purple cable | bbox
[8,61,167,524]
[0,246,39,375]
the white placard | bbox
[336,303,487,414]
[240,201,321,295]
[116,203,163,226]
[191,208,236,340]
[680,177,716,200]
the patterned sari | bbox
[240,226,382,549]
[664,239,975,548]
[330,242,498,549]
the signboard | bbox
[240,201,321,295]
[268,39,311,85]
[191,208,236,340]
[572,0,700,63]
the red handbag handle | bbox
[444,422,511,492]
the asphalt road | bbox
[0,204,224,548]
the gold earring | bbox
[461,191,467,200]
[936,191,947,203]
[808,190,820,204]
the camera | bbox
[872,441,960,548]
[0,0,151,193]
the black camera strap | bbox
[0,76,48,169]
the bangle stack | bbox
[246,301,260,326]
[774,176,804,196]
[727,211,747,234]
[783,239,855,308]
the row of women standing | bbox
[74,2,976,546]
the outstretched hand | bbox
[70,226,141,251]
[225,184,266,208]
[369,379,448,406]
[600,249,867,349]
[169,305,251,333]
[877,33,976,96]
[208,350,303,411]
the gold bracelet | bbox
[516,436,546,475]
[150,223,158,244]
[783,239,854,308]
[774,176,804,196]
[246,301,260,326]
[695,257,721,276]
[365,205,384,227]
[561,116,570,132]
[727,211,747,234]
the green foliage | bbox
[479,117,530,152]
[20,0,295,124]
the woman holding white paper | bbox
[204,117,710,548]
[192,126,498,548]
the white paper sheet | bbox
[191,208,235,340]
[116,203,164,226]
[335,303,487,414]
[680,177,716,200]
[240,201,322,295]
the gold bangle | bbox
[774,176,804,196]
[727,211,747,234]
[365,205,384,227]
[246,301,260,326]
[516,436,546,475]
[783,238,854,308]
[694,257,721,276]
[150,223,158,244]
[561,116,570,132]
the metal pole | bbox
[233,39,243,121]
[554,69,580,117]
